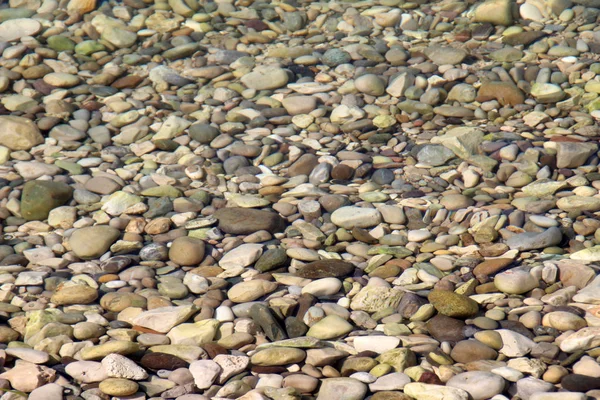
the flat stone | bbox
[331,206,382,229]
[505,227,562,251]
[0,18,41,42]
[317,378,367,400]
[296,259,355,278]
[241,66,289,90]
[404,383,469,400]
[214,208,286,234]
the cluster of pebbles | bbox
[5,0,600,399]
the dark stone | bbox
[189,123,220,144]
[331,164,355,181]
[426,314,466,343]
[214,207,286,234]
[503,31,547,46]
[499,320,534,339]
[251,366,287,374]
[397,293,428,319]
[20,180,73,221]
[255,248,288,272]
[287,154,319,177]
[296,293,316,320]
[285,317,308,338]
[250,303,287,341]
[140,352,189,370]
[418,371,443,385]
[295,260,355,279]
[372,169,394,185]
[561,374,600,392]
[202,343,228,359]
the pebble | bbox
[0,0,598,398]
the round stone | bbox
[99,378,139,396]
[169,237,205,266]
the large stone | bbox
[251,347,306,366]
[51,284,98,305]
[296,259,355,279]
[431,127,484,160]
[477,81,525,106]
[214,208,285,234]
[101,26,137,48]
[555,142,598,168]
[20,181,73,221]
[494,269,539,294]
[423,46,467,65]
[241,66,289,90]
[317,378,367,400]
[557,196,600,212]
[169,237,205,266]
[505,227,562,251]
[428,290,479,318]
[446,371,506,400]
[331,206,382,229]
[350,285,404,312]
[306,315,353,339]
[559,327,600,352]
[133,305,197,333]
[405,383,469,400]
[474,0,514,25]
[69,226,120,259]
[530,83,565,103]
[0,115,44,150]
[80,341,140,360]
[167,319,220,345]
[227,280,278,303]
[0,18,41,42]
[376,348,416,372]
[426,315,466,343]
[451,340,498,363]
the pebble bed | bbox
[3,0,600,399]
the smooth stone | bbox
[20,181,73,221]
[189,360,221,389]
[0,115,44,150]
[505,227,562,251]
[0,18,41,42]
[317,378,367,400]
[99,378,139,396]
[428,290,479,318]
[353,336,400,354]
[494,268,538,294]
[51,285,98,305]
[404,383,469,400]
[451,340,498,363]
[251,347,306,366]
[214,208,286,234]
[69,226,120,259]
[331,206,382,229]
[227,280,278,303]
[219,243,263,269]
[241,66,289,90]
[496,329,536,357]
[307,315,353,339]
[133,305,197,333]
[296,259,355,278]
[446,371,506,400]
[169,237,205,266]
